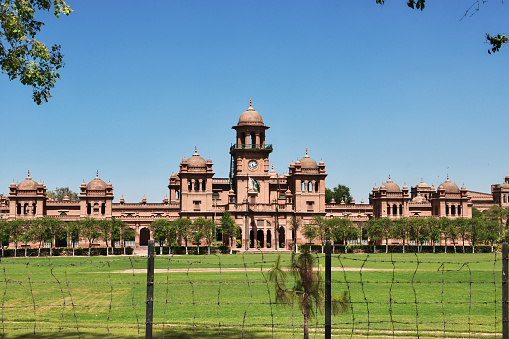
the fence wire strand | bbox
[0,248,503,338]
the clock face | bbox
[248,160,258,171]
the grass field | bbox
[0,252,502,338]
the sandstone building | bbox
[1,103,507,249]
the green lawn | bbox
[0,252,502,338]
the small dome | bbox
[505,175,509,180]
[87,171,107,190]
[373,183,378,191]
[299,148,318,169]
[412,194,427,203]
[380,174,401,193]
[18,170,38,190]
[187,146,206,168]
[438,174,460,193]
[238,100,264,126]
[416,178,429,188]
[106,180,112,187]
[319,159,325,166]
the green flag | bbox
[249,176,260,193]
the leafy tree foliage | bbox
[219,212,239,254]
[47,187,78,201]
[376,0,508,54]
[0,0,72,104]
[325,184,353,204]
[81,218,100,256]
[269,252,349,339]
[174,218,193,255]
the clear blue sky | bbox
[1,1,508,203]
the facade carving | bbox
[0,103,507,249]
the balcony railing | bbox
[230,144,273,151]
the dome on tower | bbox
[438,174,460,194]
[187,146,206,168]
[18,170,38,190]
[299,148,318,169]
[238,99,264,126]
[415,178,429,188]
[380,174,401,193]
[87,171,107,190]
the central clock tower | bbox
[229,100,272,205]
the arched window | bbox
[188,181,192,191]
[260,132,265,145]
[446,205,449,215]
[202,180,206,191]
[399,204,403,215]
[392,204,397,215]
[451,205,456,215]
[194,180,199,191]
[32,202,36,215]
[387,204,391,215]
[458,205,462,215]
[250,132,256,148]
[176,190,180,199]
[87,203,91,215]
[308,182,313,192]
[315,181,319,192]
[16,203,21,215]
[302,182,306,192]
[101,203,106,215]
[23,203,28,215]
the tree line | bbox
[149,212,241,255]
[300,206,509,254]
[0,217,134,257]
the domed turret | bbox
[416,178,429,188]
[18,170,38,190]
[238,99,264,126]
[299,148,318,169]
[438,174,460,193]
[380,174,401,193]
[187,146,206,168]
[87,170,107,190]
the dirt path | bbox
[114,267,391,274]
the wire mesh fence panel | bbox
[0,250,503,339]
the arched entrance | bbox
[257,230,264,248]
[140,227,150,246]
[250,230,255,248]
[266,230,272,248]
[279,226,285,249]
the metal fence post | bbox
[503,243,508,339]
[146,240,155,339]
[325,240,331,339]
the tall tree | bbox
[219,212,239,254]
[269,252,349,339]
[455,218,470,253]
[325,184,353,204]
[303,223,316,248]
[425,217,441,254]
[47,187,79,201]
[392,217,410,253]
[290,217,302,253]
[98,219,111,256]
[0,0,72,104]
[66,221,80,256]
[0,220,9,257]
[150,219,171,255]
[81,218,100,256]
[330,218,358,253]
[312,215,330,253]
[174,218,193,255]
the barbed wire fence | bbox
[0,241,504,338]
